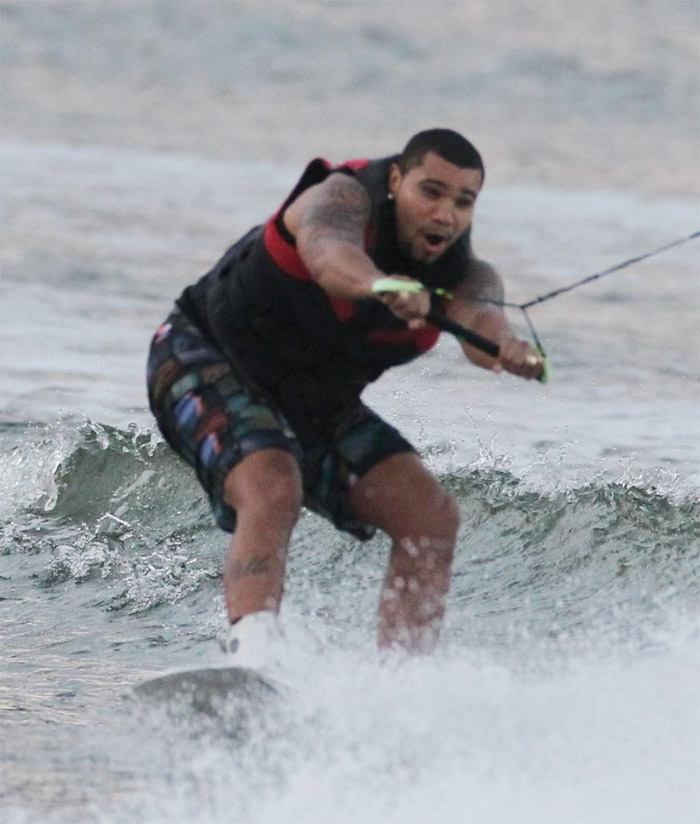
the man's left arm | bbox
[444,258,544,380]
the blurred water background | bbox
[1,2,699,823]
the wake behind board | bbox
[134,666,281,720]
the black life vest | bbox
[177,155,473,400]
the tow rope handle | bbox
[424,310,498,357]
[427,311,550,384]
[371,277,549,383]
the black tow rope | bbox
[372,229,700,385]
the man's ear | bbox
[388,163,402,199]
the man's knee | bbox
[383,489,459,567]
[223,448,303,520]
[433,490,460,544]
[406,487,459,541]
[352,452,460,546]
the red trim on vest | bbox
[263,216,311,281]
[328,296,357,322]
[368,326,441,352]
[342,158,371,171]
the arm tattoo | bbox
[229,554,272,580]
[300,173,371,248]
[459,257,505,305]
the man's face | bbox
[388,151,482,264]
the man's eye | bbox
[456,198,474,210]
[421,186,441,199]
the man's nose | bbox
[431,199,454,225]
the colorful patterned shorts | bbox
[146,309,414,539]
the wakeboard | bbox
[133,665,281,719]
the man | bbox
[147,128,543,666]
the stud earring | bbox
[387,192,394,200]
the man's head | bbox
[396,128,485,181]
[389,129,484,264]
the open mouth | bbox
[422,232,448,252]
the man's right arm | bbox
[284,173,381,300]
[284,174,430,323]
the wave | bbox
[442,467,699,661]
[1,420,698,655]
[0,420,220,615]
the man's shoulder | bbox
[350,155,398,190]
[292,155,397,200]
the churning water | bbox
[2,2,699,822]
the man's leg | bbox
[222,448,303,622]
[349,452,460,653]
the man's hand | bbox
[494,336,544,380]
[373,275,430,329]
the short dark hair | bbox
[398,128,484,180]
